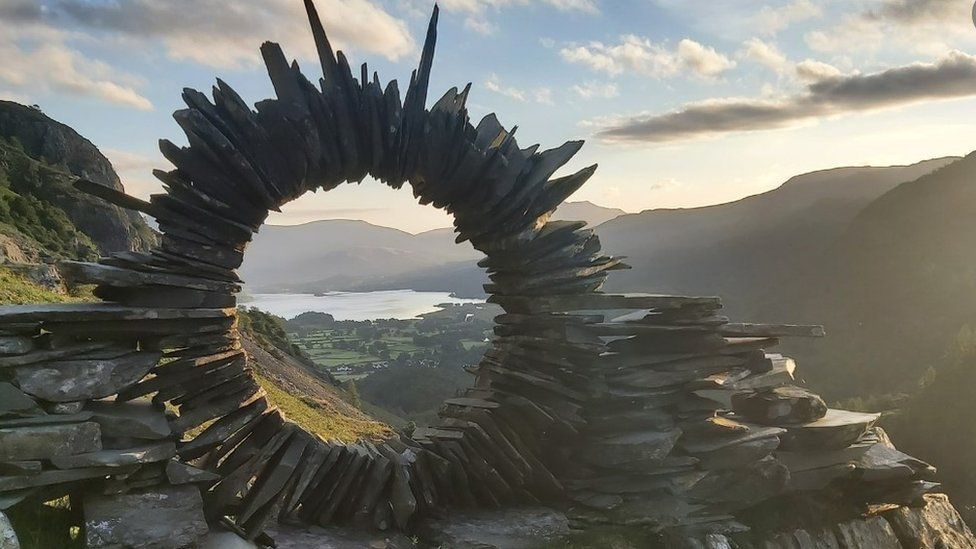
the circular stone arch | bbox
[68,0,623,536]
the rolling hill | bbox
[597,158,956,301]
[758,153,976,399]
[242,154,975,403]
[239,201,624,294]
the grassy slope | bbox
[0,266,93,304]
[238,309,392,441]
[0,274,391,444]
[245,337,392,442]
[0,136,99,261]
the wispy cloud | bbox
[37,0,416,69]
[561,35,735,79]
[0,11,152,110]
[595,51,976,144]
[103,149,164,198]
[739,38,790,74]
[572,81,618,99]
[484,73,554,104]
[806,0,973,56]
[439,0,597,37]
[754,0,822,36]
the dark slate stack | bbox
[0,1,971,547]
[544,297,943,543]
[0,307,216,548]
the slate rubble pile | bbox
[0,1,972,548]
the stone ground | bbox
[194,506,682,549]
[193,495,976,549]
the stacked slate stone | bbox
[0,1,615,543]
[0,1,967,547]
[0,306,213,548]
[553,296,940,542]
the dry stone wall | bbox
[0,2,973,547]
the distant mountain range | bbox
[595,157,964,400]
[244,155,976,402]
[240,200,624,294]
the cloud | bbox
[484,73,554,104]
[0,18,153,110]
[561,35,734,79]
[544,0,598,13]
[0,91,30,104]
[438,0,597,36]
[439,0,597,14]
[754,0,822,36]
[573,81,618,99]
[103,149,164,198]
[0,0,42,22]
[739,38,841,86]
[806,0,973,56]
[677,39,736,77]
[595,51,976,144]
[794,59,842,83]
[44,0,415,69]
[739,38,789,73]
[464,16,497,35]
[867,0,962,25]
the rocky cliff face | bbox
[0,101,155,254]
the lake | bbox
[243,290,484,321]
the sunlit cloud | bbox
[33,0,416,69]
[0,16,152,110]
[561,35,735,79]
[484,73,554,104]
[596,51,976,143]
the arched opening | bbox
[63,0,613,536]
[0,2,953,547]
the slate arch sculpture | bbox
[0,2,961,547]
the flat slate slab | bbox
[0,383,39,416]
[50,441,175,469]
[0,336,34,356]
[84,485,209,549]
[0,422,101,461]
[88,400,172,440]
[489,293,721,314]
[14,351,162,402]
[0,303,235,324]
[780,409,880,451]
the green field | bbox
[284,304,494,381]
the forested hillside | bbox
[0,101,155,256]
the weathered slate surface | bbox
[50,441,175,469]
[87,401,172,440]
[0,303,235,324]
[14,351,162,402]
[0,422,101,461]
[84,485,209,549]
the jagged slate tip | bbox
[304,0,339,83]
[411,4,440,110]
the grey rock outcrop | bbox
[0,100,155,254]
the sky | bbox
[3,0,976,233]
